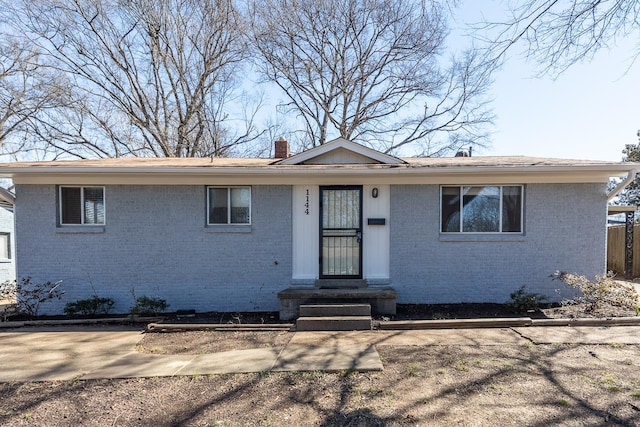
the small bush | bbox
[506,286,548,313]
[552,271,639,312]
[0,277,63,317]
[64,297,115,316]
[130,296,168,316]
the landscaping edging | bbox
[0,316,162,329]
[146,323,294,332]
[377,317,533,330]
[530,317,640,327]
[378,316,640,330]
[3,316,640,331]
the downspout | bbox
[607,168,639,203]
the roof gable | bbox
[273,137,406,165]
[0,187,14,206]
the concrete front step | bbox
[315,279,367,289]
[297,316,372,331]
[278,286,397,320]
[299,304,371,317]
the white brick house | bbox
[0,138,635,315]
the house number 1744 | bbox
[305,189,310,215]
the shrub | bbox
[0,277,63,317]
[552,271,639,312]
[506,286,548,313]
[64,297,115,316]
[130,296,168,316]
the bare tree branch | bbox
[2,0,264,159]
[0,31,64,156]
[249,0,494,155]
[477,0,640,76]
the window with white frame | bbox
[59,186,105,225]
[441,185,523,233]
[0,233,10,259]
[207,187,251,225]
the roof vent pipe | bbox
[454,147,472,157]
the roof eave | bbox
[1,164,634,187]
[0,163,634,177]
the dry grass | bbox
[1,332,640,426]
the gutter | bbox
[0,164,636,176]
[607,168,638,202]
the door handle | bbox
[356,231,362,243]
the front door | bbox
[319,186,363,278]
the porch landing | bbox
[278,286,397,321]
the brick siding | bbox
[389,183,606,303]
[15,185,292,314]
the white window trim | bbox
[206,186,252,226]
[440,185,524,234]
[59,186,106,226]
[0,232,10,260]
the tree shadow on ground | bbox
[2,336,640,426]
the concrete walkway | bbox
[0,326,144,382]
[2,325,640,382]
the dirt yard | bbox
[2,330,640,426]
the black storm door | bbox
[319,186,363,278]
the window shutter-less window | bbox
[0,234,9,259]
[61,187,82,224]
[84,187,105,225]
[441,185,523,233]
[441,186,461,232]
[207,186,251,225]
[209,188,228,224]
[502,186,522,232]
[230,187,250,224]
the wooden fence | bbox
[607,224,640,277]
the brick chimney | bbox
[274,137,290,158]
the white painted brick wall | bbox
[15,185,292,314]
[389,183,607,304]
[14,181,608,313]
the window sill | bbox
[205,225,252,234]
[439,234,525,243]
[0,259,12,263]
[56,226,106,234]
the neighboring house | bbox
[0,187,15,285]
[0,138,635,316]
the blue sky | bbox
[485,39,639,161]
[455,3,639,161]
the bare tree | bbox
[4,0,263,159]
[248,0,493,155]
[480,1,640,75]
[0,32,65,158]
